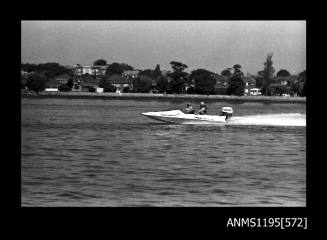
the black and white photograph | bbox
[21,20,306,207]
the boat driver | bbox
[185,103,195,114]
[197,102,207,115]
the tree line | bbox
[21,56,306,96]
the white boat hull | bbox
[142,110,228,124]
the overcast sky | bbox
[21,21,306,74]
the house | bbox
[109,74,133,92]
[275,75,298,86]
[122,70,140,79]
[242,76,257,96]
[75,65,108,77]
[45,79,61,91]
[54,73,71,85]
[213,74,229,87]
[213,74,229,94]
[75,65,92,76]
[44,74,71,92]
[249,88,261,96]
[91,65,108,77]
[267,75,299,96]
[80,74,99,91]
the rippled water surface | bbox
[21,98,306,206]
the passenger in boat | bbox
[197,102,207,115]
[185,103,195,114]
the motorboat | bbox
[142,107,234,124]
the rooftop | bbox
[109,74,132,84]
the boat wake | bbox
[226,113,305,127]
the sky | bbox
[21,21,306,75]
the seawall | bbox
[21,91,306,103]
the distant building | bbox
[45,74,71,92]
[122,70,140,79]
[75,65,92,76]
[275,75,298,86]
[75,65,108,77]
[109,74,133,92]
[242,76,257,96]
[213,74,229,87]
[54,74,71,85]
[45,79,61,91]
[213,74,229,94]
[249,88,261,96]
[80,74,99,91]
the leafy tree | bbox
[301,80,306,96]
[58,84,70,92]
[120,63,134,71]
[295,70,306,96]
[155,75,169,93]
[153,64,161,78]
[21,62,72,79]
[221,68,232,77]
[298,70,306,82]
[255,71,264,88]
[105,63,134,76]
[133,75,153,93]
[170,61,188,72]
[106,63,124,76]
[139,69,155,78]
[73,83,80,90]
[232,64,244,77]
[227,76,245,96]
[106,85,117,92]
[257,71,264,76]
[276,69,291,77]
[21,63,38,72]
[168,61,189,93]
[93,59,107,66]
[168,71,189,93]
[123,86,130,93]
[190,69,216,94]
[99,76,115,92]
[26,73,47,92]
[88,86,96,92]
[66,78,74,89]
[262,53,275,95]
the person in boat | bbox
[197,102,207,115]
[185,103,195,114]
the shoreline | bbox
[21,91,306,103]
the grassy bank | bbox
[21,90,306,103]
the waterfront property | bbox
[21,62,306,97]
[122,70,140,79]
[109,74,133,92]
[249,88,261,96]
[213,74,229,95]
[75,65,108,77]
[243,76,257,96]
[80,74,99,91]
[45,79,60,91]
[275,75,298,86]
[45,74,71,91]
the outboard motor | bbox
[220,107,233,121]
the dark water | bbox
[21,98,306,206]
